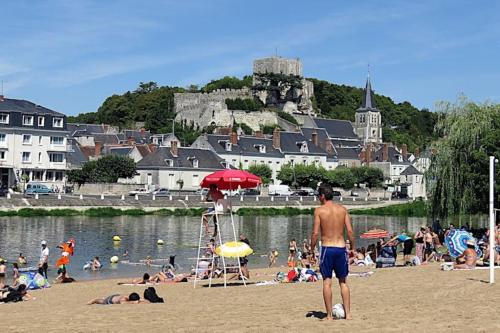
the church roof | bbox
[357,76,379,112]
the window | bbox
[53,117,63,128]
[49,153,64,163]
[23,115,34,126]
[38,116,45,126]
[22,134,32,144]
[22,152,31,162]
[0,133,5,144]
[193,159,199,168]
[225,142,232,151]
[38,152,42,163]
[46,171,54,180]
[38,136,42,145]
[0,114,8,124]
[164,159,173,167]
[55,171,64,181]
[300,143,308,153]
[50,136,64,145]
[0,151,5,160]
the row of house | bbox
[0,74,429,197]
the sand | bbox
[1,264,499,333]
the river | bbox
[0,214,488,280]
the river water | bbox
[0,214,488,280]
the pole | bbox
[489,156,495,284]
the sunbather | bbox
[117,273,150,285]
[87,292,147,305]
[454,240,478,269]
[0,284,33,303]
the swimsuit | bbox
[320,246,349,279]
[103,294,119,305]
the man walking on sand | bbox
[311,184,355,320]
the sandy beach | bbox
[1,264,498,333]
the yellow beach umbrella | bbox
[215,241,253,258]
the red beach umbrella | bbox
[200,169,262,190]
[360,229,390,239]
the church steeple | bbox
[358,74,378,112]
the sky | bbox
[1,0,499,116]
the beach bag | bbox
[144,287,164,303]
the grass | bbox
[349,200,428,217]
[0,201,429,218]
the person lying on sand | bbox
[0,284,33,303]
[117,273,151,285]
[454,240,477,269]
[87,292,148,305]
[149,271,190,283]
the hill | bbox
[68,77,437,149]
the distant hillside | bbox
[68,77,437,149]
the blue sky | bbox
[1,0,499,115]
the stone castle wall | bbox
[253,57,303,76]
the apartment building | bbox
[0,96,68,188]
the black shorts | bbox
[403,239,414,255]
[425,244,434,255]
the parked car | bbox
[0,187,9,197]
[153,188,170,197]
[333,190,342,198]
[196,188,209,196]
[25,183,53,195]
[269,184,294,196]
[350,190,359,197]
[293,187,316,196]
[241,188,260,196]
[391,191,408,199]
[128,188,151,196]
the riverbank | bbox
[0,264,497,332]
[0,200,413,217]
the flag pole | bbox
[489,156,496,284]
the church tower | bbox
[354,75,382,144]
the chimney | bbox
[324,139,334,155]
[148,143,157,153]
[365,144,371,166]
[94,141,102,158]
[414,147,420,158]
[382,143,388,162]
[230,132,238,145]
[255,130,263,138]
[272,128,281,149]
[311,130,318,146]
[0,95,4,102]
[401,144,408,160]
[171,140,178,157]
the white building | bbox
[0,96,69,188]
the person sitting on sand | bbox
[92,256,102,271]
[117,273,151,285]
[454,239,478,269]
[383,232,414,265]
[87,292,147,305]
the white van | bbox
[269,184,294,196]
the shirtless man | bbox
[454,239,477,269]
[311,184,354,320]
[87,292,146,305]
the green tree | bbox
[277,111,299,125]
[247,164,273,185]
[67,155,136,185]
[352,166,384,188]
[277,163,326,188]
[324,168,356,189]
[202,76,252,92]
[427,97,500,217]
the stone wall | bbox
[73,183,147,195]
[253,57,303,76]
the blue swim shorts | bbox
[320,246,349,279]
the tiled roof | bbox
[108,147,133,156]
[331,139,363,148]
[0,98,64,116]
[92,134,120,145]
[279,131,326,155]
[372,146,411,165]
[123,130,151,144]
[301,127,329,150]
[66,140,87,167]
[137,147,225,170]
[333,147,360,160]
[313,118,358,139]
[206,135,283,158]
[401,165,422,175]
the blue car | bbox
[25,183,53,195]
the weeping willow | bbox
[427,97,500,218]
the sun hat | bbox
[466,239,476,246]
